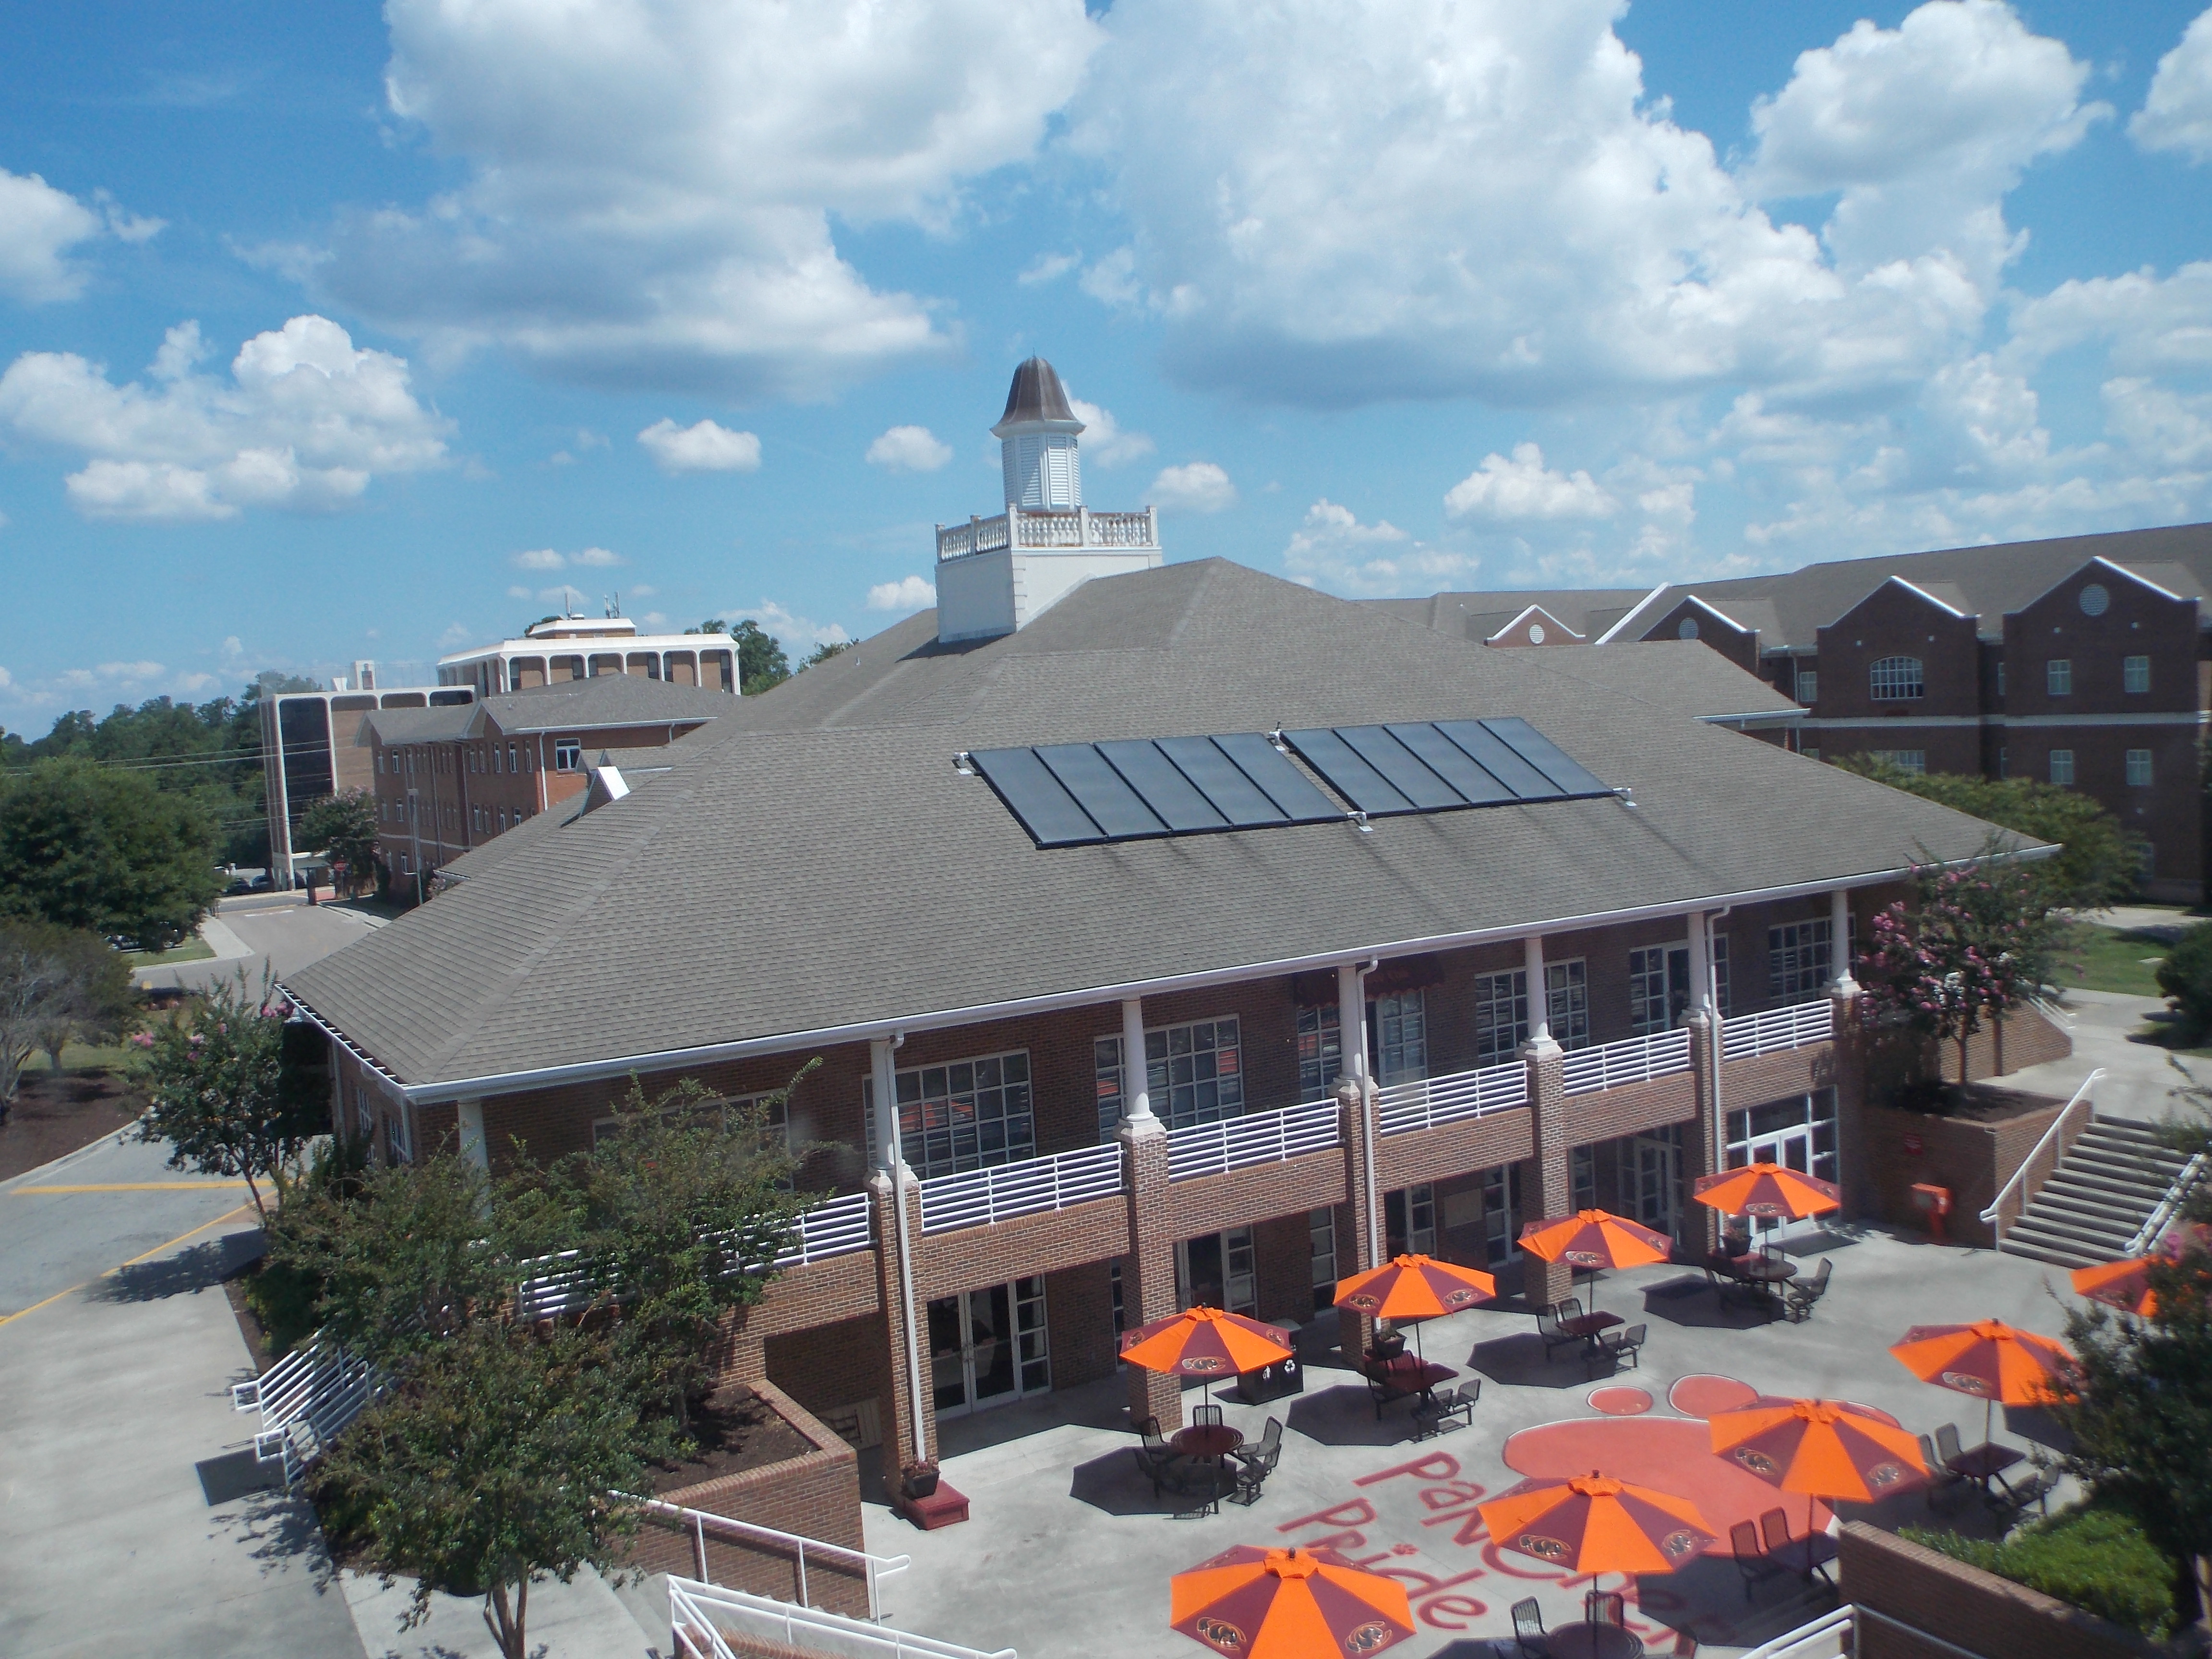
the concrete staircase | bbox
[1999,1116,2198,1268]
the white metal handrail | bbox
[2127,1149,2207,1257]
[671,1578,1015,1659]
[1721,998,1835,1061]
[1738,1605,1854,1659]
[1167,1099,1339,1182]
[1981,1068,2104,1241]
[632,1497,910,1621]
[918,1142,1124,1235]
[1561,1027,1692,1096]
[1376,1059,1528,1135]
[778,1190,875,1265]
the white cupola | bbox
[993,356,1084,510]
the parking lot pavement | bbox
[0,1207,368,1659]
[865,1227,2075,1659]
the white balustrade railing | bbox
[1090,509,1158,548]
[918,1142,1124,1235]
[937,507,1159,561]
[1377,1059,1528,1136]
[778,1190,875,1265]
[1167,1099,1340,1182]
[1720,998,1835,1061]
[671,1579,1015,1659]
[632,1498,910,1622]
[1561,1026,1692,1097]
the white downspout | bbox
[1339,959,1381,1264]
[872,1033,928,1466]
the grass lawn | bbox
[123,937,214,966]
[2057,922,2169,998]
[19,1043,136,1073]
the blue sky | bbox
[5,0,2212,727]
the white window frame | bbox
[866,1049,1034,1178]
[1309,1207,1338,1315]
[1869,656,1923,700]
[555,738,582,772]
[1545,960,1589,1051]
[1294,1003,1344,1102]
[1095,1017,1245,1136]
[2126,749,2152,787]
[1371,990,1427,1084]
[1767,918,1832,1000]
[2046,659,2072,696]
[2050,749,2075,786]
[1473,968,1529,1063]
[2124,655,2151,695]
[1870,749,1926,775]
[1795,669,1817,705]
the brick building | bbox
[360,673,733,898]
[1387,522,2212,900]
[289,547,2029,1485]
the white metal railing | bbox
[778,1190,875,1266]
[1167,1099,1340,1182]
[2127,1149,2207,1257]
[1738,1605,1854,1659]
[1376,1059,1528,1135]
[1982,1068,2103,1242]
[232,1329,383,1486]
[632,1497,910,1622]
[936,507,1159,562]
[1561,1027,1692,1096]
[918,1142,1124,1235]
[1721,998,1835,1061]
[671,1578,1015,1659]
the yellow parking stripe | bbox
[0,1204,252,1330]
[10,1181,251,1194]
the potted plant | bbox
[901,1460,940,1499]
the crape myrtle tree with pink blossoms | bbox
[1855,839,2072,1086]
[133,967,326,1217]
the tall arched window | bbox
[1869,656,1924,700]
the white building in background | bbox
[933,356,1162,644]
[436,612,742,697]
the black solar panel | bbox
[971,719,1611,845]
[1283,720,1614,818]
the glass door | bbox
[1176,1229,1257,1314]
[1625,1131,1680,1238]
[927,1279,1050,1417]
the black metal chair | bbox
[1935,1423,1966,1467]
[1229,1417,1284,1505]
[1761,1507,1836,1589]
[1731,1519,1785,1601]
[1918,1432,1966,1509]
[1510,1597,1550,1657]
[1413,1379,1481,1439]
[1191,1401,1224,1429]
[1588,1322,1648,1378]
[1784,1257,1833,1322]
[1134,1428,1186,1499]
[1991,1466,2057,1522]
[1537,1304,1582,1361]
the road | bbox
[135,894,386,998]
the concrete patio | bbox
[856,1225,2081,1659]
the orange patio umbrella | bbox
[1709,1397,1927,1503]
[1519,1209,1671,1314]
[1121,1306,1295,1378]
[1694,1164,1841,1228]
[1478,1471,1716,1576]
[1334,1254,1497,1360]
[1889,1319,2077,1443]
[2070,1256,2160,1318]
[1171,1545,1415,1659]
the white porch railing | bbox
[2128,1149,2208,1257]
[935,506,1159,561]
[1740,1602,1989,1659]
[1721,998,1836,1061]
[632,1497,910,1621]
[1167,1099,1340,1182]
[231,1329,382,1486]
[1377,1059,1528,1136]
[918,1142,1124,1235]
[1982,1068,2102,1245]
[1561,1027,1692,1097]
[672,1578,1016,1659]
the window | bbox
[491,745,502,774]
[387,1105,412,1164]
[1870,749,1925,775]
[354,1085,374,1143]
[1801,746,1820,763]
[1677,617,1698,640]
[1796,669,1818,704]
[1295,1004,1344,1101]
[2050,749,2075,786]
[1371,991,1427,1084]
[1546,960,1589,1049]
[2124,655,2151,694]
[1384,1184,1435,1257]
[555,739,582,771]
[2127,749,2152,787]
[1572,1145,1596,1210]
[1094,1018,1244,1135]
[1768,919,1832,1000]
[1480,1166,1515,1266]
[1869,656,1923,700]
[2046,659,2072,696]
[1473,969,1529,1063]
[507,744,518,771]
[1726,1089,1839,1186]
[1309,1208,1338,1314]
[865,1050,1034,1178]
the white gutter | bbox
[1593,583,1672,645]
[292,842,2059,1107]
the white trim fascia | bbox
[1486,603,1587,645]
[2012,552,2190,616]
[1681,593,1756,635]
[1881,576,1974,620]
[1595,583,1674,645]
[1802,711,2209,730]
[313,843,2058,1106]
[1699,709,1805,728]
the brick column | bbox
[1334,1076,1383,1360]
[869,1171,936,1471]
[1520,1037,1574,1308]
[1118,1116,1183,1432]
[1683,1012,1722,1255]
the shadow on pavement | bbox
[1637,1277,1781,1332]
[198,1448,282,1507]
[1634,1555,1837,1654]
[94,1230,264,1302]
[1283,1383,1423,1446]
[1462,1332,1588,1389]
[230,1485,344,1590]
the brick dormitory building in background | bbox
[283,358,2062,1497]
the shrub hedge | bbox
[1902,1503,2178,1637]
[2153,921,2212,1036]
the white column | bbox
[870,1037,905,1174]
[1524,936,1555,1049]
[1687,912,1712,1017]
[1335,964,1369,1088]
[456,1099,487,1170]
[1119,998,1156,1124]
[1828,890,1859,993]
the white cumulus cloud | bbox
[0,316,449,522]
[731,599,851,652]
[866,425,953,471]
[1148,461,1237,513]
[2132,8,2212,163]
[638,417,761,474]
[0,168,163,304]
[510,545,625,570]
[1443,444,1617,522]
[866,574,938,612]
[320,0,1100,398]
[1067,397,1154,468]
[1281,499,1481,596]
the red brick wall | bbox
[1862,1094,2073,1246]
[760,1313,890,1434]
[1837,1522,2149,1659]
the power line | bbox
[0,742,339,777]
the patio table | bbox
[1174,1424,1245,1461]
[1548,1623,1643,1659]
[1946,1443,2023,1494]
[1733,1256,1798,1285]
[1558,1311,1623,1347]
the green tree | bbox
[312,1320,670,1659]
[0,756,225,947]
[1855,844,2071,1083]
[299,788,381,897]
[799,639,853,671]
[1833,758,2140,910]
[24,923,136,1070]
[540,1073,809,1425]
[0,924,76,1121]
[732,620,791,695]
[132,970,324,1216]
[2050,1244,2212,1635]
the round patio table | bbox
[1173,1424,1244,1460]
[1548,1623,1643,1659]
[1735,1257,1797,1285]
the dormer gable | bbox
[1482,604,1587,647]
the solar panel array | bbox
[970,717,1613,848]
